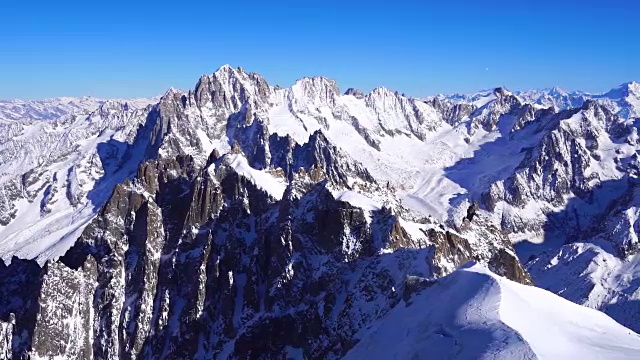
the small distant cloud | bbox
[485,67,489,71]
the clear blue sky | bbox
[0,0,636,99]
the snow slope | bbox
[345,262,640,360]
[0,101,154,264]
[529,241,640,333]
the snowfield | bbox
[345,262,640,360]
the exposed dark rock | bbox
[425,98,476,126]
[344,88,365,99]
[466,201,479,222]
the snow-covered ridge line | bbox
[345,262,640,359]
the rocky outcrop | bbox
[468,88,523,134]
[425,97,476,126]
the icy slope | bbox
[528,192,640,335]
[529,242,640,330]
[345,262,640,360]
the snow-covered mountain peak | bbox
[92,98,130,112]
[210,64,267,87]
[541,86,576,99]
[606,81,640,99]
[213,63,238,75]
[367,86,401,97]
[602,81,640,119]
[605,81,640,114]
[512,81,640,120]
[492,86,513,98]
[162,86,183,97]
[364,87,412,112]
[84,99,144,127]
[293,75,338,87]
[194,65,272,117]
[290,76,340,107]
[549,85,566,94]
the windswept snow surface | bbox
[345,263,640,360]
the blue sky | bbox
[0,0,636,99]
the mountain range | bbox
[0,65,639,359]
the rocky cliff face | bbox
[0,151,528,359]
